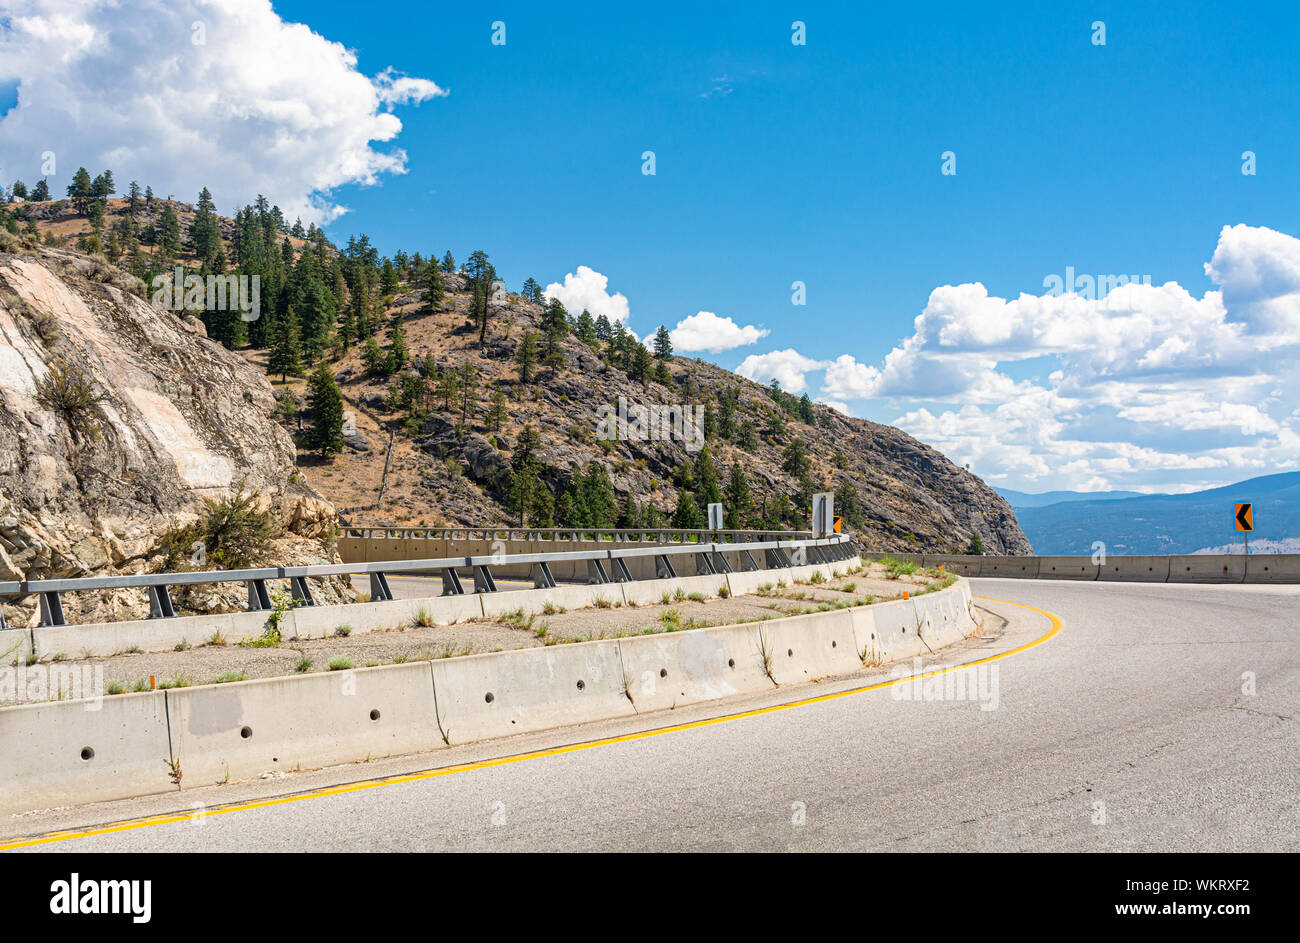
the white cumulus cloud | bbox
[669,310,768,353]
[0,0,447,223]
[543,265,631,325]
[734,348,829,394]
[807,224,1300,491]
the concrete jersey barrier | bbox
[0,578,975,815]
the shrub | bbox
[156,486,276,571]
[36,360,106,443]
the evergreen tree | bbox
[516,330,539,383]
[305,364,345,458]
[441,250,455,273]
[31,179,50,201]
[422,263,445,311]
[457,362,478,429]
[629,343,653,387]
[521,277,543,304]
[362,337,387,376]
[693,447,723,514]
[380,258,399,296]
[387,318,409,373]
[653,359,671,385]
[782,437,811,478]
[487,389,508,432]
[579,463,618,527]
[724,465,752,529]
[575,309,598,346]
[267,308,305,382]
[189,186,222,261]
[965,532,986,555]
[671,489,706,528]
[157,204,181,255]
[595,313,612,341]
[653,325,673,360]
[835,478,863,528]
[513,423,541,469]
[66,167,93,214]
[10,180,27,200]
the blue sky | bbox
[2,0,1299,493]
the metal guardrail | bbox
[339,526,810,542]
[0,534,856,629]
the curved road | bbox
[6,579,1298,852]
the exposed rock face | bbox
[0,246,345,628]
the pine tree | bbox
[724,465,752,529]
[595,314,612,341]
[966,532,986,555]
[457,362,478,429]
[31,179,50,201]
[693,447,723,513]
[487,389,508,431]
[66,167,93,214]
[422,263,445,311]
[267,308,305,382]
[672,489,706,528]
[782,437,811,478]
[629,343,653,387]
[387,318,409,373]
[516,330,538,383]
[835,478,863,528]
[521,277,543,304]
[189,186,222,261]
[305,364,345,458]
[575,309,598,346]
[653,325,673,360]
[441,251,456,273]
[362,337,387,376]
[653,359,671,385]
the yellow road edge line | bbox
[1,595,1061,851]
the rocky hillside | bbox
[265,273,1031,556]
[0,236,344,629]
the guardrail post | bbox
[654,554,676,579]
[531,562,556,589]
[290,576,317,607]
[740,550,759,571]
[474,565,498,593]
[610,555,633,582]
[710,550,733,573]
[695,552,716,575]
[0,609,6,630]
[587,559,610,584]
[441,568,466,595]
[38,591,66,626]
[147,585,176,619]
[369,572,394,602]
[247,579,272,612]
[765,548,792,569]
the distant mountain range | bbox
[997,472,1300,555]
[994,488,1144,508]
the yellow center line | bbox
[0,595,1061,851]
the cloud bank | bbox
[737,224,1300,490]
[0,0,446,222]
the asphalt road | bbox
[7,579,1299,852]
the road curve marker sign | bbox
[1235,502,1253,532]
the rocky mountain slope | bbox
[267,273,1031,556]
[0,238,343,629]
